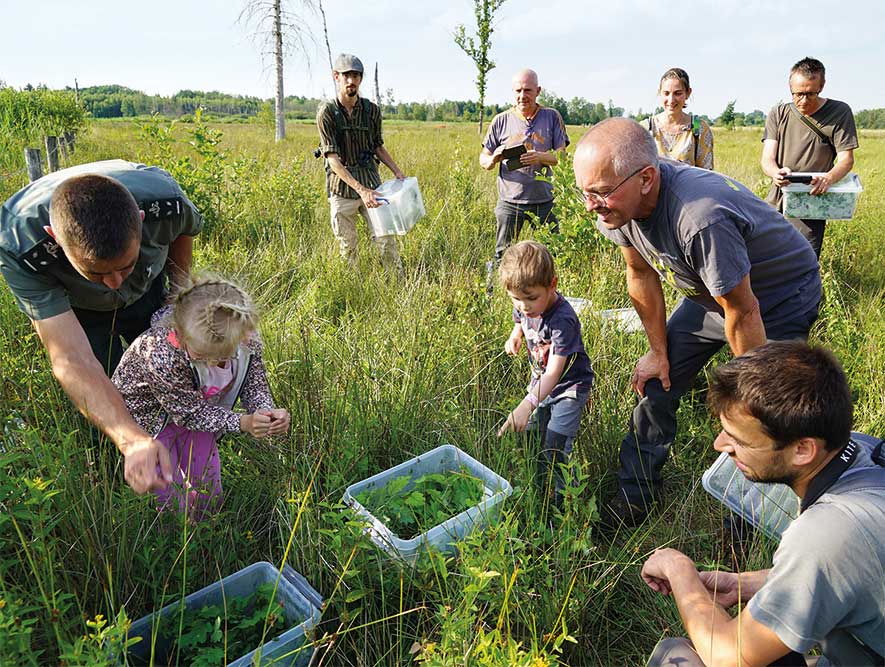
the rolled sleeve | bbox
[0,247,70,320]
[177,194,204,238]
[316,104,341,156]
[370,104,384,150]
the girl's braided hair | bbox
[170,274,258,359]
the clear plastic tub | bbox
[342,444,513,564]
[702,452,798,541]
[782,172,863,220]
[366,177,426,237]
[127,561,322,666]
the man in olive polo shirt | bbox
[761,57,858,258]
[0,159,203,494]
[316,53,406,275]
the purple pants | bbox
[154,423,222,519]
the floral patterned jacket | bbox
[112,308,275,436]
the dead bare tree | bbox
[239,0,316,141]
[316,0,335,89]
[374,62,381,106]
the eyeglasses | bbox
[790,90,821,101]
[580,165,648,209]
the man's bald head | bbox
[512,69,541,116]
[575,117,659,178]
[512,68,539,88]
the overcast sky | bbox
[3,0,884,118]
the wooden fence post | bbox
[63,131,76,154]
[25,148,43,182]
[45,136,60,172]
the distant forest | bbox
[46,84,885,129]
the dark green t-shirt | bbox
[762,99,859,210]
[0,160,203,320]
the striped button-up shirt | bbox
[317,97,383,199]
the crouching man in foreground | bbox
[642,341,884,667]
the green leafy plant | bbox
[152,583,286,667]
[356,469,486,539]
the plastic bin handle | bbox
[281,564,324,611]
[375,197,389,205]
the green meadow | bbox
[1,118,883,665]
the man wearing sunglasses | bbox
[573,118,821,529]
[480,68,569,263]
[761,57,858,258]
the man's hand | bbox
[698,570,741,609]
[393,169,406,180]
[497,399,534,436]
[641,547,695,596]
[772,167,792,188]
[123,437,172,494]
[520,150,546,167]
[809,173,832,195]
[259,408,291,436]
[632,350,671,396]
[358,187,383,209]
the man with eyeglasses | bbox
[480,68,569,263]
[761,57,858,257]
[573,118,821,529]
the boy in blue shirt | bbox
[498,241,594,507]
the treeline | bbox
[854,108,885,129]
[75,85,266,119]
[10,83,885,128]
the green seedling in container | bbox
[150,583,286,667]
[355,467,486,539]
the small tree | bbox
[453,0,507,135]
[718,99,737,129]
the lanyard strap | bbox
[800,439,860,512]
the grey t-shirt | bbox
[483,106,569,204]
[598,160,821,325]
[748,448,885,664]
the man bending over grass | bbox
[642,342,885,667]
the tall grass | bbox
[0,119,883,665]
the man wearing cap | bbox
[316,53,406,274]
[761,57,858,258]
[480,68,569,263]
[0,159,203,495]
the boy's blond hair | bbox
[498,241,556,292]
[170,275,258,360]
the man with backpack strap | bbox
[643,341,885,667]
[317,53,406,275]
[761,57,858,258]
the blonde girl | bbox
[113,275,289,517]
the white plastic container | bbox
[782,172,863,220]
[342,444,512,565]
[366,177,426,237]
[702,452,798,541]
